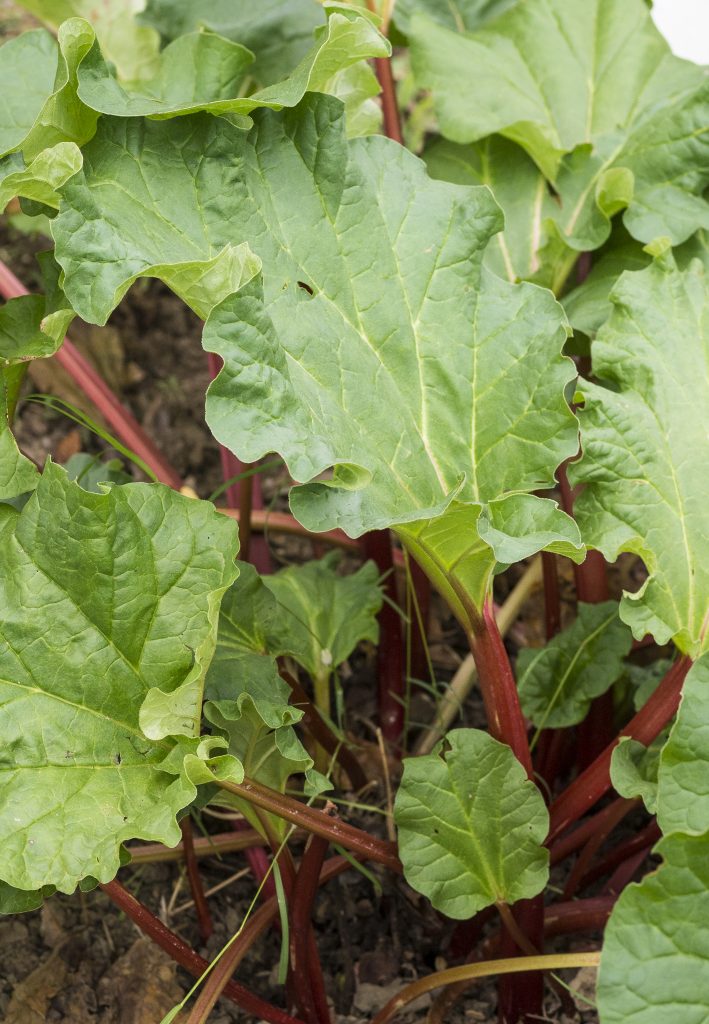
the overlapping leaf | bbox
[409,0,709,249]
[0,20,97,161]
[394,729,549,918]
[394,0,517,35]
[16,0,162,82]
[72,10,388,126]
[656,656,709,836]
[204,561,326,834]
[610,737,661,815]
[572,256,709,657]
[518,602,633,731]
[598,832,709,1023]
[424,136,574,289]
[0,464,238,893]
[139,0,326,87]
[52,95,582,617]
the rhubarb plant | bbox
[0,2,707,1023]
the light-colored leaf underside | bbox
[409,0,709,248]
[52,95,582,616]
[0,464,238,893]
[572,256,709,657]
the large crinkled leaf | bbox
[517,601,633,731]
[263,552,383,683]
[0,20,97,161]
[409,0,709,248]
[571,256,709,657]
[16,0,162,82]
[139,0,326,88]
[656,656,709,836]
[598,832,709,1024]
[394,0,517,35]
[73,10,388,126]
[394,729,549,918]
[0,463,238,893]
[424,136,575,290]
[52,96,583,616]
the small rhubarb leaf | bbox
[394,0,517,35]
[0,20,97,161]
[0,143,82,212]
[139,0,326,88]
[0,881,53,914]
[610,737,660,815]
[52,95,582,617]
[572,256,709,657]
[518,602,633,731]
[0,463,238,893]
[0,254,75,364]
[394,729,549,918]
[263,552,383,682]
[424,136,574,289]
[409,0,709,247]
[206,561,284,702]
[598,832,709,1023]
[205,695,313,836]
[656,656,709,837]
[16,0,162,82]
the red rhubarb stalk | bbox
[548,656,692,843]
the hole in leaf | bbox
[296,280,315,297]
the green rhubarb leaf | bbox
[656,656,709,837]
[52,95,582,617]
[73,9,388,126]
[563,228,709,337]
[424,135,574,289]
[0,253,75,364]
[0,20,97,161]
[0,463,238,893]
[0,143,82,212]
[409,0,709,248]
[571,256,709,657]
[610,737,660,815]
[598,832,709,1024]
[518,601,633,731]
[394,729,549,918]
[204,697,314,837]
[206,560,284,702]
[16,0,162,82]
[0,881,53,914]
[0,425,39,501]
[139,0,326,87]
[263,552,383,683]
[394,0,517,35]
[63,453,132,492]
[74,28,255,120]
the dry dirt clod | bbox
[96,937,186,1024]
